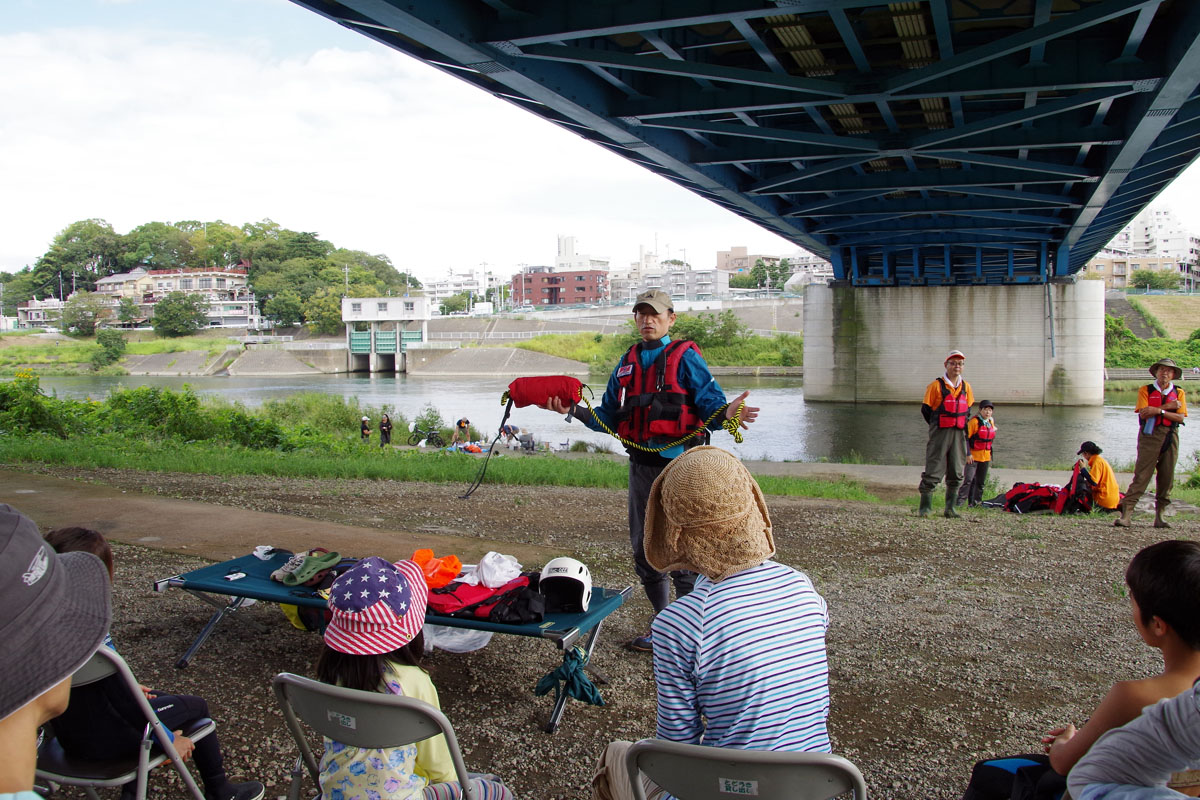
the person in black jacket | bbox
[379,413,393,447]
[44,527,263,800]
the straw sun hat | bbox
[643,446,775,582]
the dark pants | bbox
[962,753,1064,800]
[629,460,695,613]
[957,460,990,505]
[919,424,967,497]
[150,695,229,796]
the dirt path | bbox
[6,464,1196,800]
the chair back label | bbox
[718,777,758,795]
[327,710,357,730]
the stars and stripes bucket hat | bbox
[323,556,427,655]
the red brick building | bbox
[510,266,608,306]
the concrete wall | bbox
[803,281,1104,405]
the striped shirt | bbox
[651,560,831,752]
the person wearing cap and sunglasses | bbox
[543,289,759,653]
[0,505,112,800]
[590,447,830,800]
[918,350,974,518]
[1076,441,1120,512]
[1115,358,1188,528]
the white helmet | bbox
[539,557,592,613]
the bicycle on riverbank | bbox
[407,426,446,448]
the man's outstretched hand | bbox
[725,391,759,429]
[545,397,572,414]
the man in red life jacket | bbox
[542,289,758,653]
[918,350,974,519]
[1115,357,1188,528]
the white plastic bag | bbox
[423,624,493,653]
[458,551,522,588]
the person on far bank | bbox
[1114,358,1188,529]
[451,417,471,445]
[918,350,974,518]
[1077,441,1120,512]
[957,400,996,508]
[360,415,371,442]
[379,413,393,447]
[542,289,758,653]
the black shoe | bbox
[208,781,265,800]
[626,632,653,652]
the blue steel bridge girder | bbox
[288,0,1200,287]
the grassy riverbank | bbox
[0,329,236,374]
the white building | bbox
[424,269,502,304]
[556,235,610,271]
[16,296,66,329]
[1109,205,1200,261]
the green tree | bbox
[61,291,110,336]
[303,287,344,336]
[264,291,303,327]
[439,293,468,314]
[122,222,199,270]
[117,296,140,325]
[152,292,208,337]
[729,274,756,289]
[91,328,127,368]
[33,219,124,296]
[1130,269,1182,290]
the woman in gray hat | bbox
[1114,358,1188,528]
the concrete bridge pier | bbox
[802,280,1104,405]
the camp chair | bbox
[624,738,868,800]
[36,646,214,800]
[272,672,477,800]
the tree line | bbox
[0,218,422,334]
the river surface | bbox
[33,374,1199,472]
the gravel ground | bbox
[26,466,1199,800]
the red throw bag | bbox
[506,376,583,408]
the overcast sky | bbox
[4,0,1199,283]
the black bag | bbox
[488,585,546,624]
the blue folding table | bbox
[154,550,630,732]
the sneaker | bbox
[270,552,306,582]
[627,632,653,652]
[208,781,265,800]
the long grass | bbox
[0,433,877,499]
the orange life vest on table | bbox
[968,417,995,451]
[1146,383,1180,428]
[614,339,706,442]
[936,378,970,429]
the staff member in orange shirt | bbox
[918,350,974,518]
[1076,441,1119,511]
[1115,357,1188,528]
[957,400,996,507]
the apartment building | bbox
[92,265,261,328]
[510,266,608,306]
[15,296,65,329]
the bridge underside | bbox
[291,0,1200,286]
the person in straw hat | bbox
[314,556,514,800]
[1114,357,1188,528]
[0,504,112,799]
[918,349,974,519]
[590,447,830,800]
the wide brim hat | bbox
[0,504,112,720]
[324,557,427,655]
[282,550,342,586]
[1149,358,1182,380]
[644,446,774,582]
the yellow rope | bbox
[500,389,747,453]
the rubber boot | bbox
[918,492,932,518]
[944,495,961,519]
[1154,504,1171,529]
[1113,501,1133,528]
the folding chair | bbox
[272,672,476,800]
[36,646,214,800]
[625,738,868,800]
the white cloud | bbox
[0,21,797,281]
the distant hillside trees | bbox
[0,219,423,327]
[152,292,209,337]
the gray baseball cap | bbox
[633,289,673,314]
[0,504,111,720]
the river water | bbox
[33,374,1199,472]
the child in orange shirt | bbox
[958,400,996,507]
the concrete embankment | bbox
[123,348,239,376]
